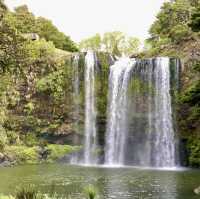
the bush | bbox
[45,144,75,162]
[187,137,200,167]
[179,80,200,106]
[4,146,39,164]
[170,24,190,43]
[84,185,97,199]
[15,185,40,199]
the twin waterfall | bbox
[71,51,180,168]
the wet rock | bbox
[0,161,11,167]
[194,186,200,195]
[0,153,5,163]
[39,147,51,160]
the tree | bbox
[79,31,140,56]
[0,11,29,74]
[2,5,78,52]
[102,31,125,56]
[79,33,101,51]
[189,6,200,32]
[12,5,38,33]
[120,37,141,55]
[36,17,78,52]
[149,0,192,45]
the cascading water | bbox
[83,51,98,165]
[105,58,136,165]
[153,58,176,167]
[70,54,80,164]
[105,57,179,167]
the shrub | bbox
[5,146,39,164]
[45,144,75,162]
[187,137,200,167]
[83,185,97,199]
[15,185,41,199]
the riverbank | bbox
[0,144,78,167]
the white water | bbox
[153,58,175,167]
[105,57,136,165]
[105,57,178,167]
[83,51,98,164]
[70,54,80,164]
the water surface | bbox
[0,164,200,199]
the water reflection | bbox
[0,164,199,199]
[101,168,178,199]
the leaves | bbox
[79,31,140,56]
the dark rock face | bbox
[0,153,16,167]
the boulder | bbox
[194,186,200,195]
[0,152,5,163]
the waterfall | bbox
[83,51,98,164]
[105,57,179,167]
[105,57,136,165]
[70,54,80,164]
[153,58,175,167]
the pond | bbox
[0,164,200,199]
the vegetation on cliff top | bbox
[79,31,141,56]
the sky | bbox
[5,0,167,43]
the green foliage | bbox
[12,5,38,34]
[122,37,140,55]
[15,185,40,199]
[147,0,196,52]
[187,137,200,167]
[0,11,29,73]
[1,4,78,53]
[83,185,97,199]
[178,60,200,167]
[189,6,200,32]
[179,80,200,106]
[79,33,101,51]
[24,133,38,147]
[46,144,75,162]
[5,145,39,164]
[102,31,125,56]
[36,17,78,52]
[36,69,66,100]
[79,31,140,56]
[170,24,190,43]
[26,39,56,63]
[24,102,35,115]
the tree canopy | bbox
[4,5,78,52]
[79,31,140,56]
[189,6,200,32]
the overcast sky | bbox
[5,0,166,43]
